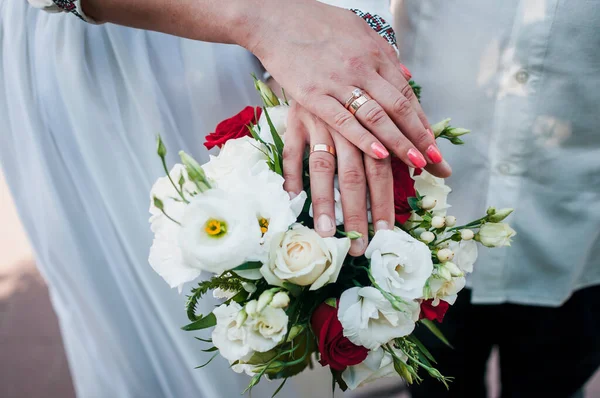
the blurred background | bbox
[1,169,599,397]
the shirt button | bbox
[515,69,529,84]
[498,163,512,175]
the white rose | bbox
[365,229,433,300]
[477,223,517,247]
[261,224,350,290]
[202,136,268,183]
[212,303,253,362]
[244,306,288,352]
[412,170,451,216]
[449,240,478,273]
[338,287,420,350]
[342,348,407,390]
[428,275,466,305]
[179,189,263,274]
[256,105,289,145]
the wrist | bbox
[228,0,270,52]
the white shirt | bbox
[394,0,600,306]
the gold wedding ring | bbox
[310,144,336,157]
[344,89,372,115]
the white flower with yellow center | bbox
[179,189,263,275]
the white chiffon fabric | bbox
[0,1,295,397]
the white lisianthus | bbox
[261,224,350,290]
[244,306,288,352]
[477,223,516,247]
[365,229,433,300]
[428,275,467,305]
[338,287,420,350]
[256,105,289,145]
[212,303,253,362]
[202,136,268,183]
[179,189,263,274]
[449,240,478,273]
[342,348,404,390]
[412,170,451,216]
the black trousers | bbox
[408,286,600,398]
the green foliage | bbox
[420,319,453,348]
[409,80,422,101]
[185,273,245,322]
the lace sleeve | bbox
[27,0,98,23]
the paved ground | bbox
[1,171,599,398]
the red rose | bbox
[204,106,262,150]
[311,302,369,371]
[392,156,416,224]
[420,299,450,323]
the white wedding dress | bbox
[0,0,391,397]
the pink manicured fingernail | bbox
[427,128,435,138]
[407,148,427,168]
[400,64,412,80]
[426,145,443,164]
[371,142,390,159]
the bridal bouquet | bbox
[148,78,515,394]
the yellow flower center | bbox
[204,219,227,238]
[259,218,269,235]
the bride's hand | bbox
[283,101,394,256]
[243,0,451,178]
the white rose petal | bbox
[428,275,466,305]
[261,224,350,291]
[477,223,517,247]
[365,229,433,300]
[202,136,268,183]
[256,105,289,145]
[338,287,420,350]
[412,170,451,216]
[245,306,288,352]
[342,348,407,390]
[449,240,478,273]
[179,189,263,274]
[212,303,253,362]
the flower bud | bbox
[156,135,167,158]
[418,196,437,210]
[346,231,363,240]
[256,289,277,312]
[419,231,435,244]
[487,208,514,223]
[245,300,258,317]
[476,223,516,247]
[443,261,464,277]
[461,229,475,241]
[430,118,451,137]
[437,265,452,281]
[270,291,290,309]
[437,248,455,262]
[179,151,211,192]
[445,216,457,227]
[242,282,257,294]
[487,207,497,216]
[431,216,446,229]
[254,79,280,108]
[446,127,471,137]
[153,196,164,211]
[235,308,248,328]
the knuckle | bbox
[298,84,318,101]
[413,131,432,148]
[401,84,415,101]
[282,145,300,161]
[343,213,365,227]
[366,160,391,181]
[340,168,366,187]
[390,136,408,154]
[333,111,354,130]
[363,106,388,126]
[392,96,412,117]
[346,56,367,74]
[311,195,334,209]
[310,155,336,174]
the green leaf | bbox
[420,319,453,348]
[201,346,219,353]
[409,80,422,102]
[272,378,288,397]
[331,369,348,392]
[325,298,337,308]
[182,313,216,331]
[195,352,219,369]
[408,197,421,211]
[232,261,262,271]
[407,335,437,364]
[283,282,303,298]
[194,337,213,343]
[262,106,285,157]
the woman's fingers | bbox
[307,119,337,238]
[306,95,389,160]
[282,103,307,197]
[364,154,394,233]
[331,132,369,256]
